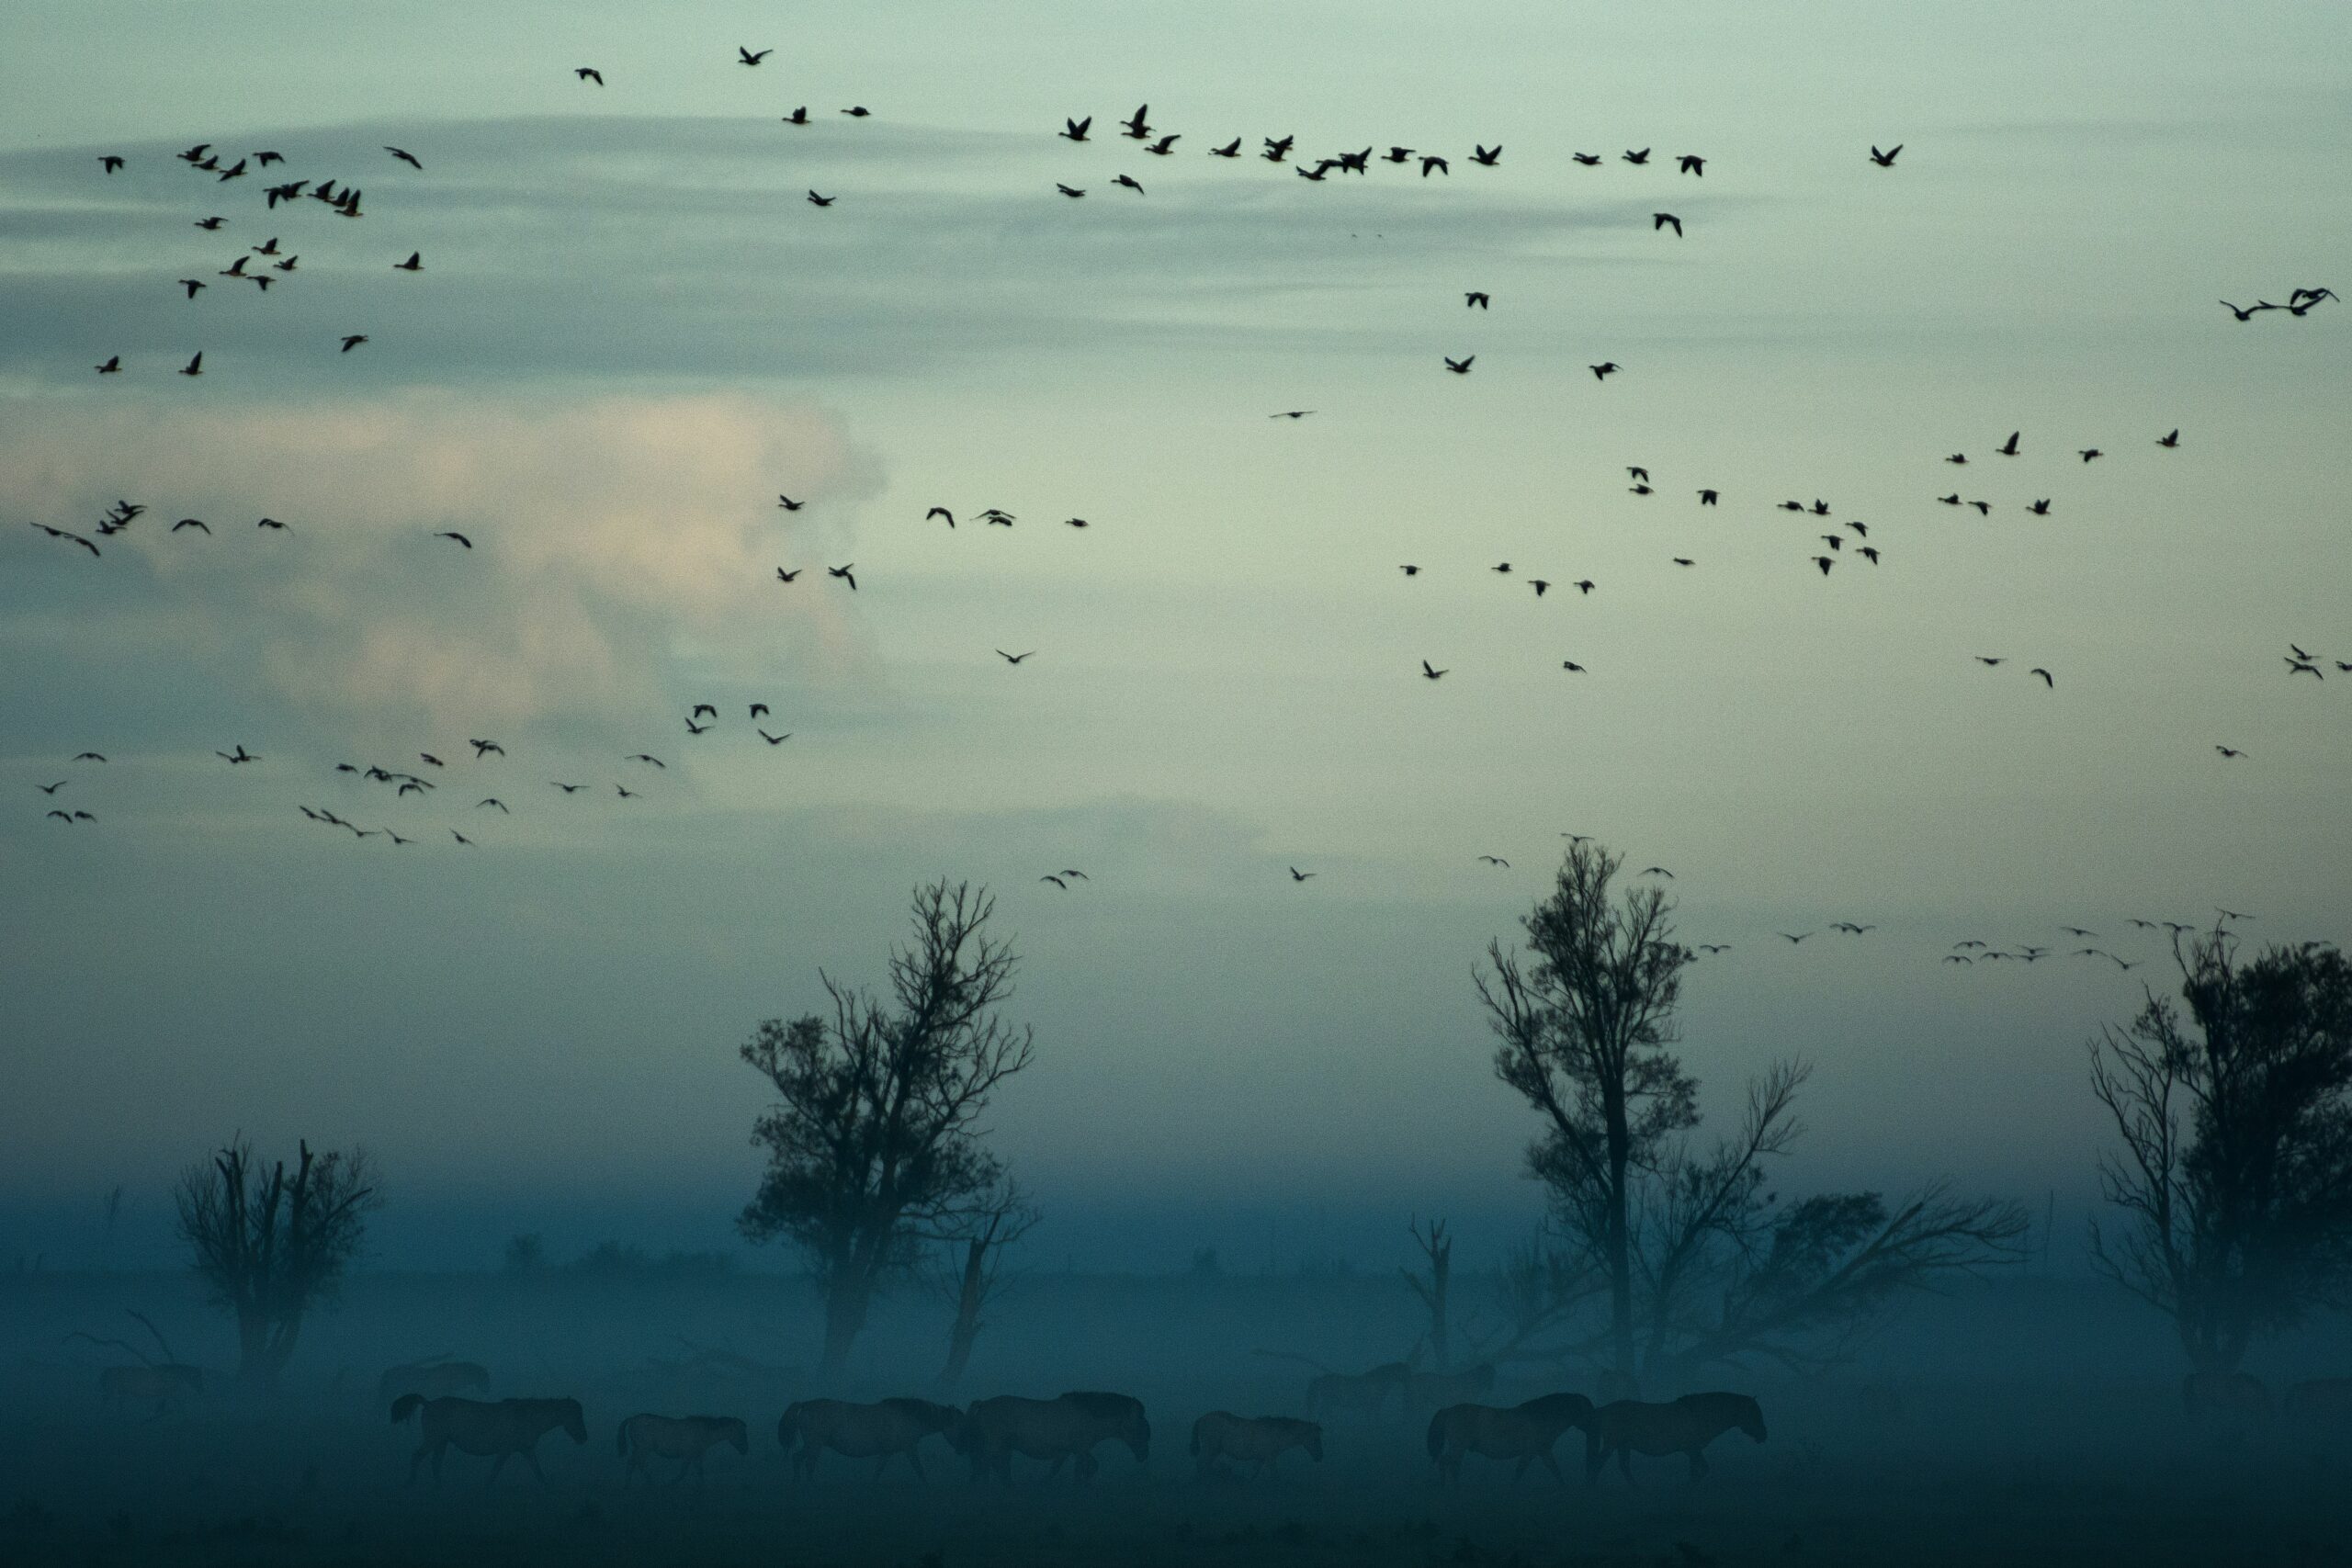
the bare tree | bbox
[1401,1217,1454,1371]
[739,880,1037,1378]
[175,1138,378,1392]
[930,1177,1041,1388]
[1479,843,2026,1385]
[2089,930,2352,1373]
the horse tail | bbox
[1425,1410,1447,1460]
[390,1393,423,1426]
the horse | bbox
[956,1392,1150,1484]
[2284,1378,2352,1421]
[1426,1393,1594,1487]
[2183,1370,2269,1425]
[377,1357,490,1411]
[390,1394,587,1485]
[1404,1362,1497,1419]
[776,1398,962,1480]
[616,1413,748,1483]
[1585,1393,1767,1483]
[1190,1412,1321,1480]
[98,1363,203,1419]
[1306,1361,1411,1423]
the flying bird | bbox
[2030,668,2054,687]
[1444,355,1474,374]
[339,335,368,352]
[782,107,808,125]
[927,506,956,526]
[469,739,503,758]
[1623,148,1651,164]
[95,356,119,374]
[179,279,206,298]
[1590,362,1619,380]
[576,67,603,85]
[1470,144,1501,166]
[2214,745,2247,759]
[807,191,834,207]
[627,754,665,768]
[1477,855,1510,867]
[828,564,856,589]
[1210,138,1242,157]
[1869,144,1902,166]
[1653,212,1682,236]
[2157,428,2180,447]
[1289,867,1315,881]
[1041,874,1069,890]
[1419,155,1448,176]
[1464,291,1489,309]
[435,531,471,548]
[1420,660,1447,681]
[739,47,772,64]
[1112,175,1143,194]
[172,517,209,534]
[1060,116,1091,141]
[394,252,421,271]
[996,649,1035,664]
[384,146,422,169]
[775,568,800,582]
[777,495,804,511]
[180,352,203,376]
[216,744,258,764]
[759,730,792,746]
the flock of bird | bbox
[15,44,2341,974]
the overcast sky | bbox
[3,0,2346,1272]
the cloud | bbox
[0,391,884,738]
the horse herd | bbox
[371,1356,1768,1490]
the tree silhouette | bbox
[1478,842,2024,1385]
[738,880,1036,1378]
[175,1138,378,1392]
[930,1175,1040,1388]
[2089,930,2352,1373]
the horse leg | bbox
[486,1451,509,1488]
[1075,1450,1100,1486]
[907,1448,928,1483]
[1617,1445,1635,1485]
[1542,1450,1566,1488]
[525,1447,549,1487]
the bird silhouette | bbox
[1779,931,1813,943]
[1057,184,1085,198]
[1572,152,1601,166]
[172,518,209,534]
[394,252,422,271]
[1561,660,1586,672]
[1420,660,1447,681]
[1464,291,1490,309]
[1041,874,1069,890]
[1996,431,2020,456]
[576,67,603,85]
[1061,116,1091,141]
[841,107,870,118]
[1590,362,1619,379]
[2030,668,2054,687]
[1289,866,1315,881]
[775,568,801,582]
[759,730,792,745]
[180,352,203,376]
[1146,134,1179,155]
[1470,144,1500,166]
[2220,300,2276,321]
[2157,428,2180,447]
[1443,355,1474,374]
[1654,213,1682,237]
[927,506,956,526]
[1698,489,1718,504]
[435,531,471,548]
[2078,448,2102,462]
[1121,104,1151,138]
[1419,155,1448,176]
[828,564,856,589]
[1623,148,1651,164]
[339,335,368,353]
[1400,565,1420,576]
[2214,745,2247,759]
[216,744,258,764]
[738,47,772,64]
[807,191,834,207]
[782,107,808,125]
[777,495,804,511]
[36,782,64,795]
[1813,556,1835,576]
[1869,144,1902,166]
[1641,866,1675,878]
[996,649,1035,664]
[1210,138,1241,157]
[1113,175,1144,194]
[384,146,422,169]
[2027,500,2052,516]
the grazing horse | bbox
[1306,1361,1411,1423]
[956,1392,1150,1484]
[378,1358,489,1410]
[1427,1393,1594,1487]
[1404,1362,1497,1419]
[2284,1378,2352,1421]
[777,1398,962,1480]
[390,1394,587,1485]
[1190,1412,1322,1480]
[99,1363,203,1419]
[617,1413,747,1483]
[1585,1393,1767,1483]
[2183,1371,2269,1429]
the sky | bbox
[2,0,2347,1274]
